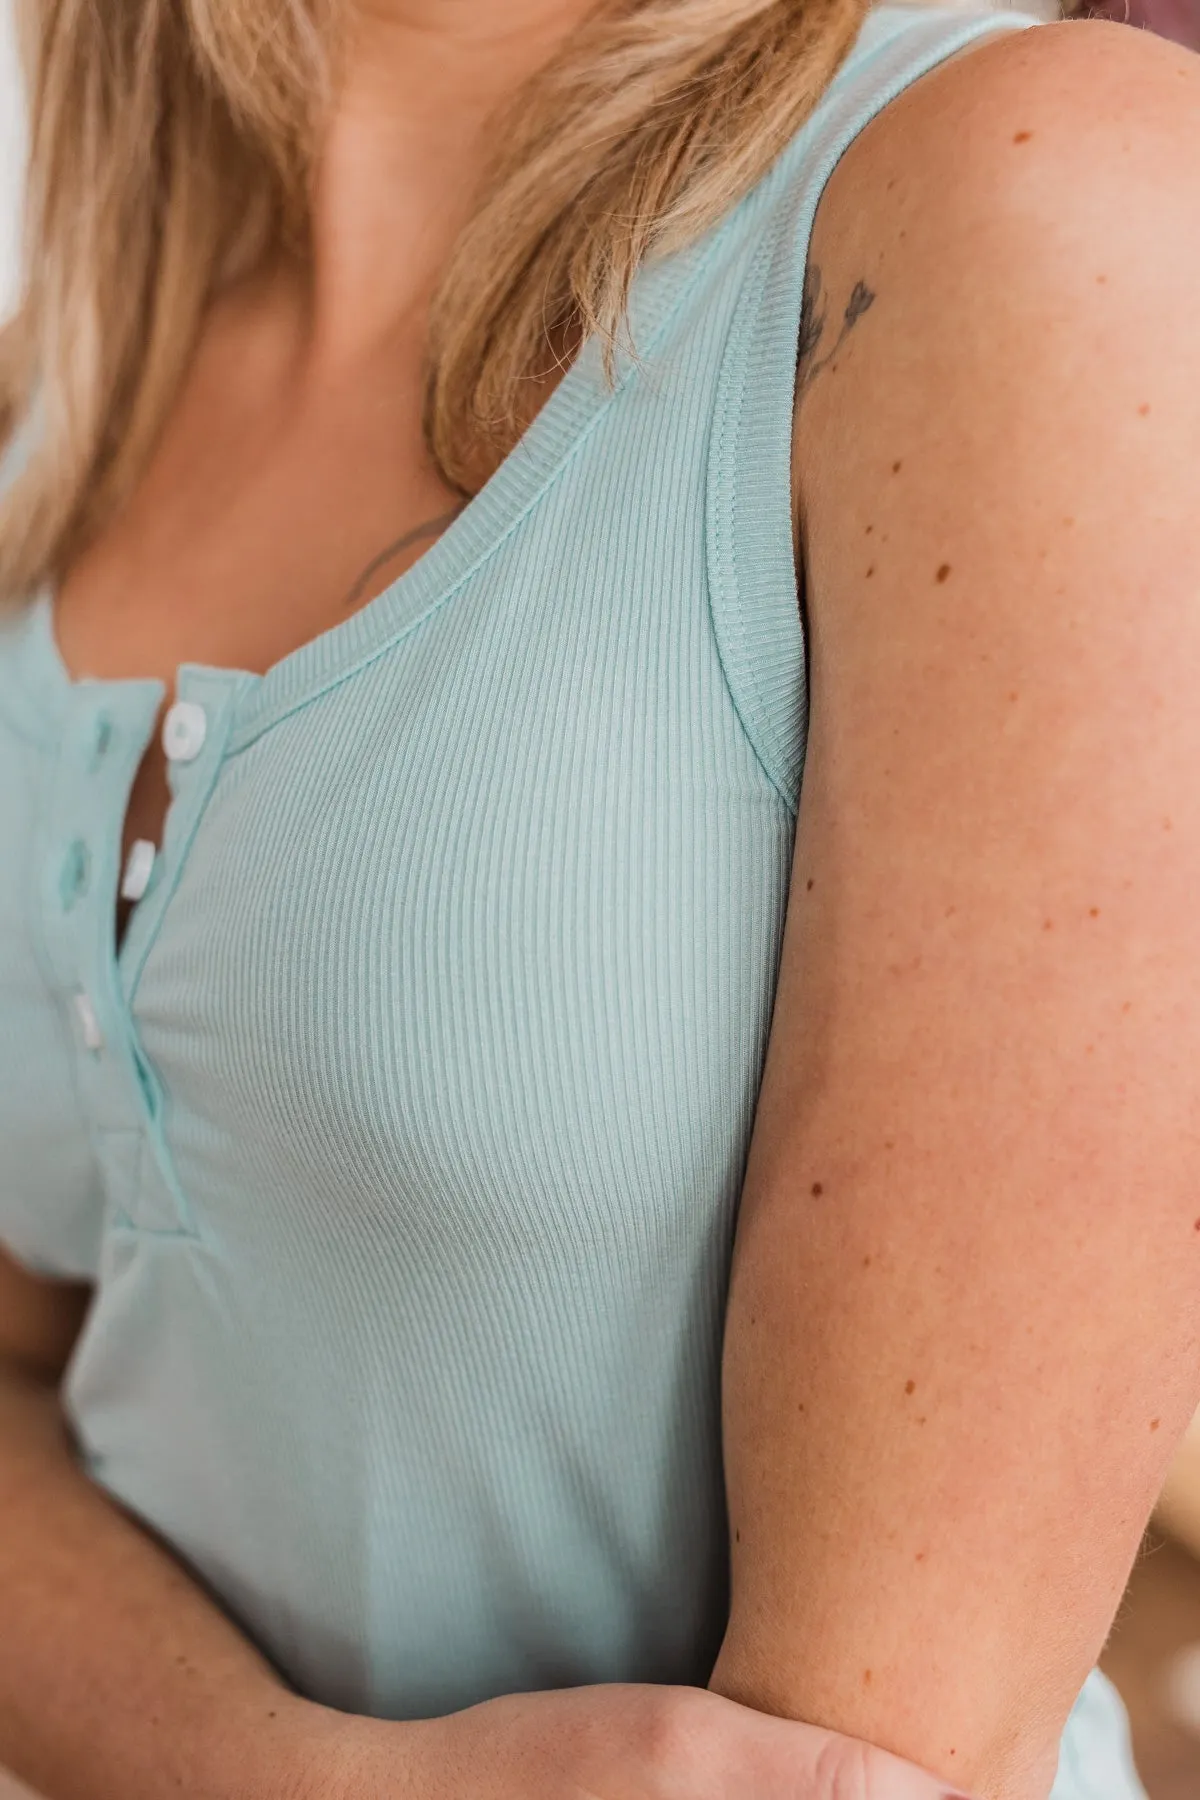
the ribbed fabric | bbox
[0,10,1142,1794]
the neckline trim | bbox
[16,214,728,757]
[6,3,986,757]
[221,216,740,752]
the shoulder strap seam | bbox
[704,8,1039,816]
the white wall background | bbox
[0,0,25,322]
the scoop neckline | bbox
[21,218,729,759]
[7,4,1035,759]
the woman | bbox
[0,0,1197,1794]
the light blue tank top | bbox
[0,9,1145,1794]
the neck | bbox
[303,0,600,362]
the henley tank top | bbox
[0,9,1146,1793]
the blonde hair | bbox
[0,0,870,598]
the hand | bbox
[308,1681,972,1799]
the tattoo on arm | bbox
[796,263,876,402]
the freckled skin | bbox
[1013,129,1033,143]
[1151,1419,1161,1431]
[713,30,1200,1784]
[811,1183,824,1197]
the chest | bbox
[5,256,800,1253]
[129,543,793,1246]
[52,320,466,870]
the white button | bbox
[162,700,207,762]
[120,838,156,903]
[73,991,104,1052]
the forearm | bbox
[0,1359,345,1800]
[707,1197,1114,1800]
[708,23,1200,1794]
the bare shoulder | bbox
[793,16,1200,630]
[858,10,1200,149]
[810,15,1200,278]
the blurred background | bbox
[1100,1419,1200,1797]
[2,0,1200,1796]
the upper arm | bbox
[712,21,1200,1796]
[0,1247,91,1382]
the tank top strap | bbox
[704,3,1041,813]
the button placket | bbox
[120,838,157,903]
[37,682,194,1237]
[39,695,146,1090]
[107,672,248,1239]
[120,669,245,1000]
[162,698,208,763]
[59,837,92,911]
